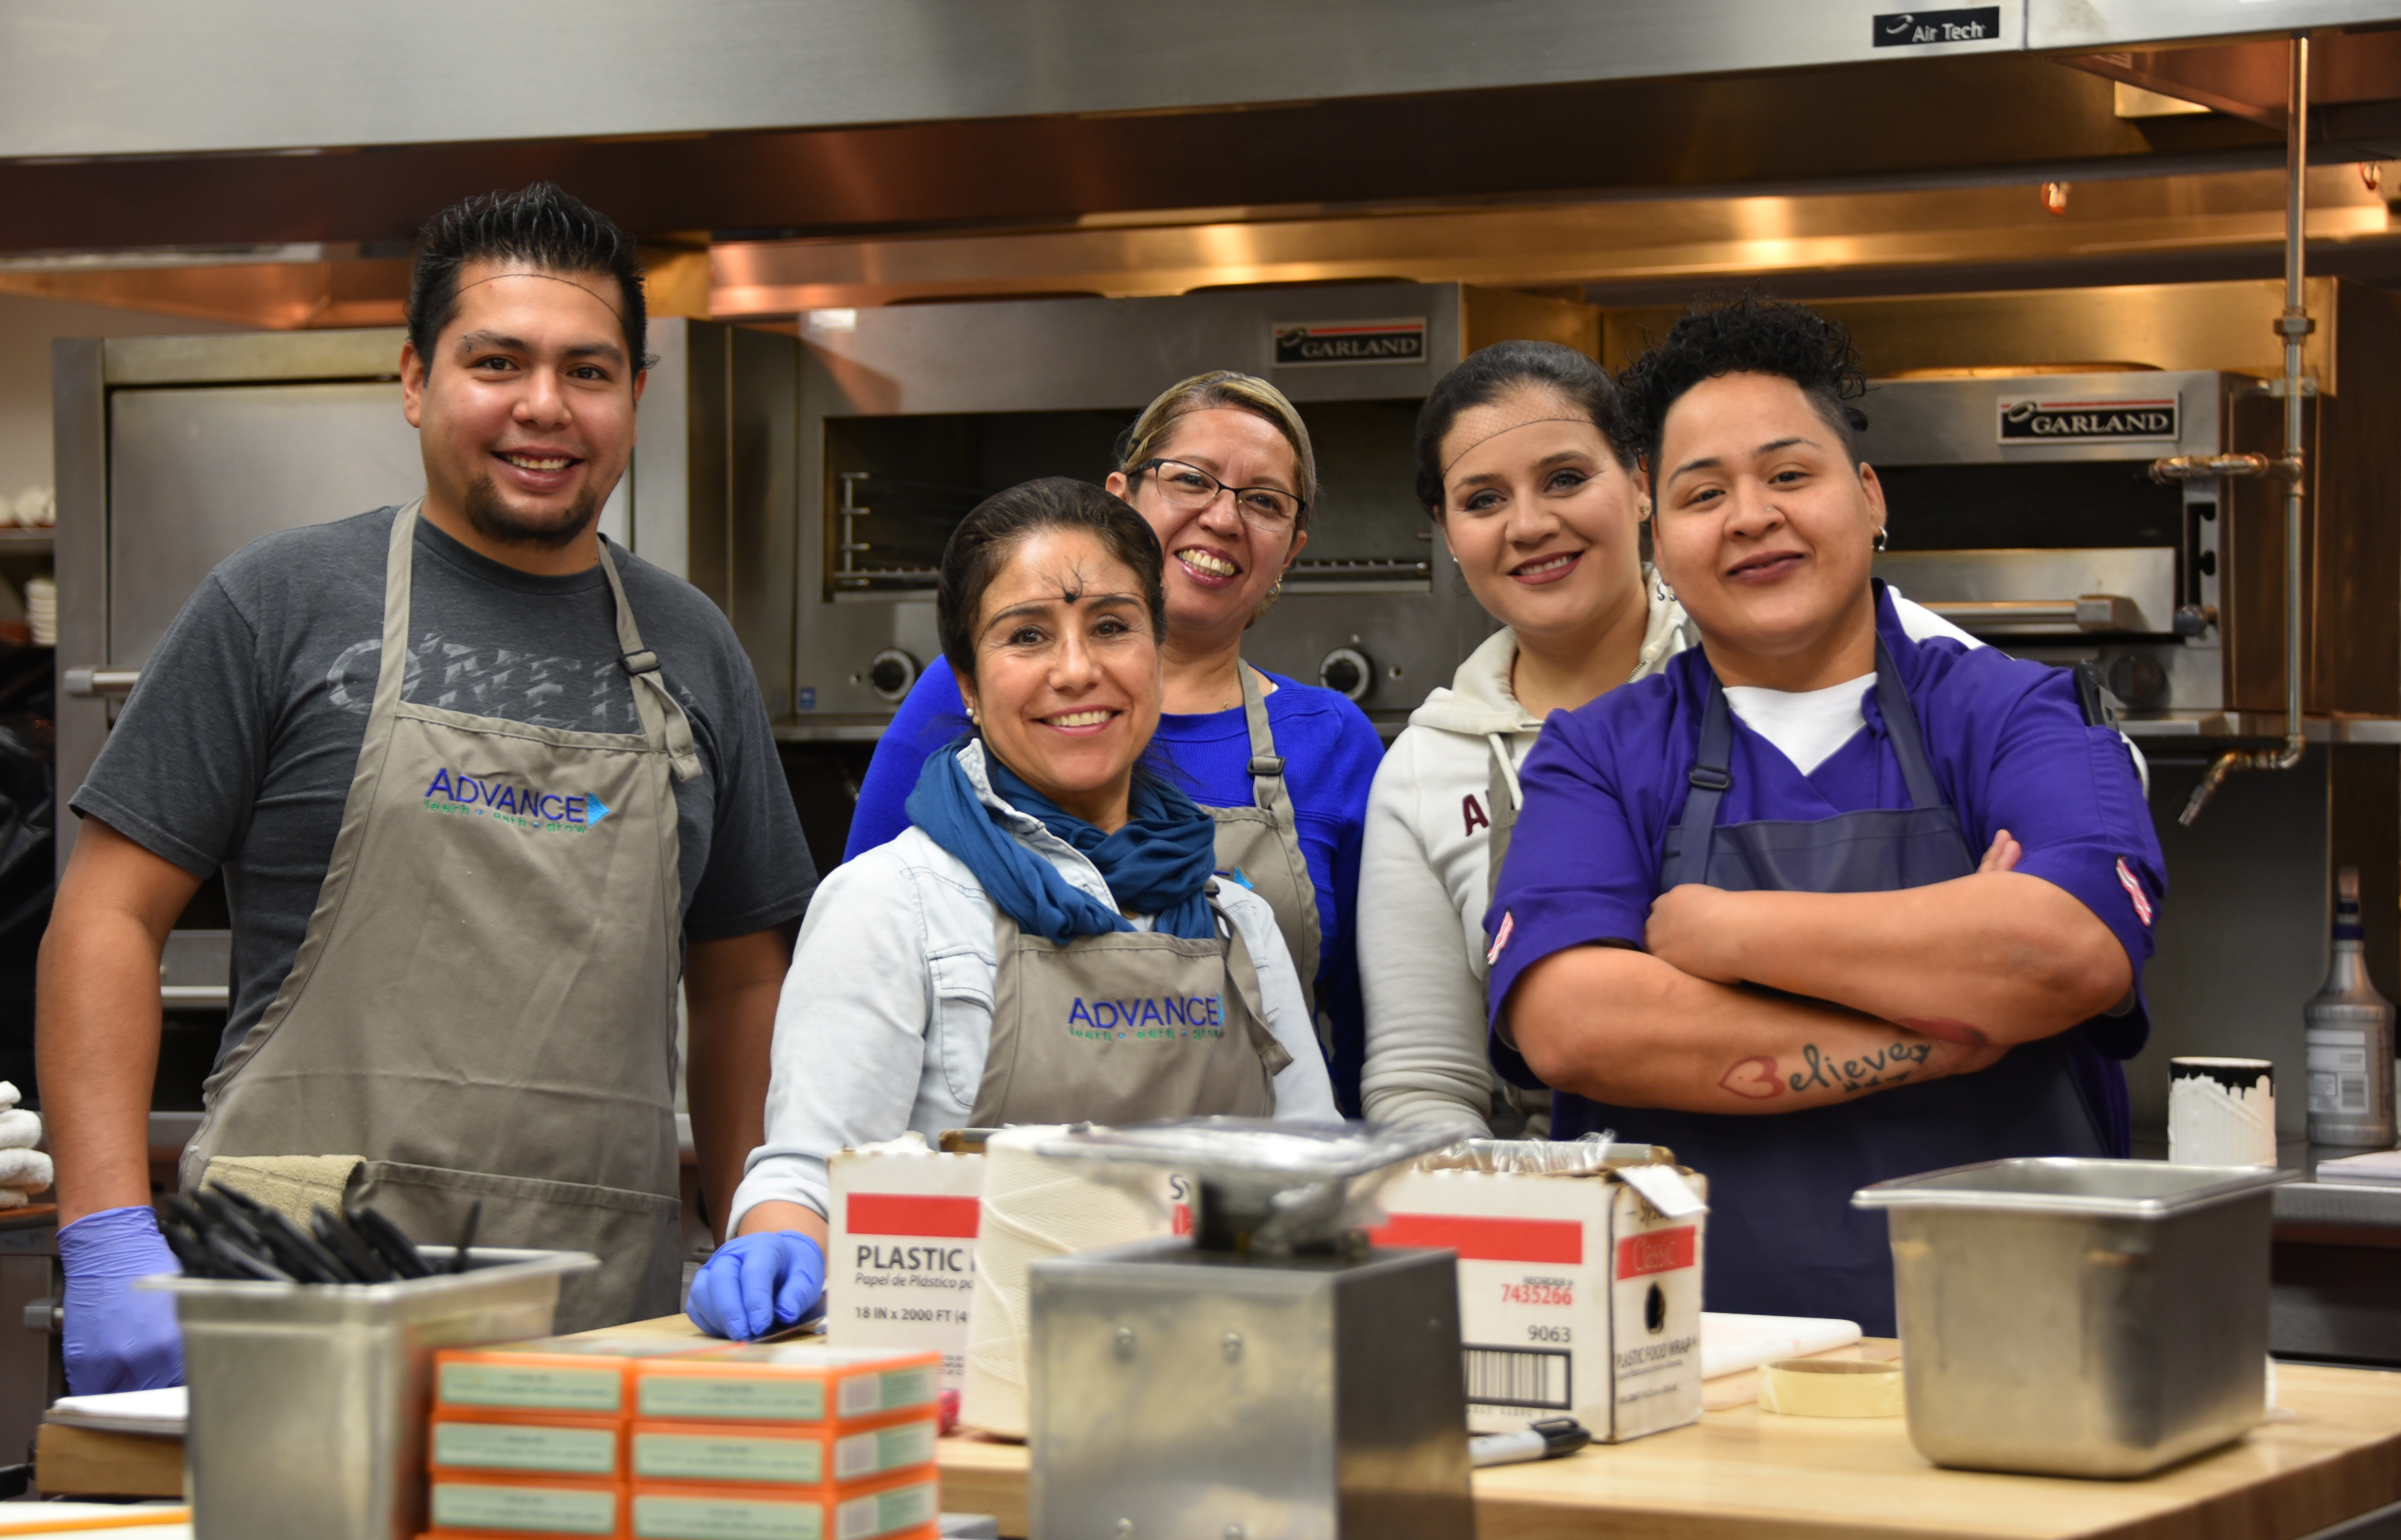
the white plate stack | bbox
[23,576,54,647]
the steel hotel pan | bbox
[1854,1158,2290,1477]
[143,1246,597,1540]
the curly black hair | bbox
[1411,340,1635,519]
[1618,292,1869,475]
[407,183,649,372]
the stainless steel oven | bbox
[781,282,1600,734]
[1858,369,2242,719]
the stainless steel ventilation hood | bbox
[0,0,2391,163]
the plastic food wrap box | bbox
[825,1140,1188,1391]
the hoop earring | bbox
[1873,527,1890,552]
[1654,573,1677,605]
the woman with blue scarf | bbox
[687,478,1339,1339]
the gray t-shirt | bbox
[73,506,816,1064]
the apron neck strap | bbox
[1664,630,1946,891]
[1237,663,1285,812]
[1871,636,1946,814]
[595,540,704,782]
[376,502,425,726]
[385,502,702,783]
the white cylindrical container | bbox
[2168,1057,2277,1167]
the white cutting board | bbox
[1701,1311,1863,1380]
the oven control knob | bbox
[867,649,919,703]
[1319,647,1373,702]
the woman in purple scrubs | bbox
[1486,295,2165,1334]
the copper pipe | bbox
[2179,33,2312,828]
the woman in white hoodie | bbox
[1359,341,1695,1133]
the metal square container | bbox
[1028,1238,1473,1539]
[1854,1158,2290,1477]
[143,1246,596,1540]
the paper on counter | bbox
[2314,1149,2401,1185]
[43,1386,187,1437]
[1701,1312,1862,1381]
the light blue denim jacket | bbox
[728,742,1340,1228]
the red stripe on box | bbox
[1370,1214,1583,1264]
[846,1194,981,1238]
[1615,1227,1696,1280]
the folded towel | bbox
[0,1148,51,1192]
[0,1081,21,1112]
[0,1109,42,1151]
[202,1155,363,1228]
[0,1189,27,1210]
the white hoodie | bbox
[1358,579,1695,1132]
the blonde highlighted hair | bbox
[1113,371,1319,530]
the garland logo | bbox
[422,768,610,832]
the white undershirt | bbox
[1721,593,1984,777]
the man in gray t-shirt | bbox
[39,183,815,1391]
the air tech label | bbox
[422,767,611,833]
[1066,993,1223,1043]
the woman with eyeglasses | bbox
[843,373,1386,1109]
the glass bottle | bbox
[2305,866,2398,1147]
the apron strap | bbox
[1209,885,1294,1079]
[1485,736,1520,912]
[1237,663,1285,815]
[595,539,704,783]
[1665,636,1949,890]
[374,503,424,734]
[1872,638,1947,814]
[1663,679,1736,890]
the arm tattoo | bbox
[1786,1041,1930,1095]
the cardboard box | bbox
[825,1142,1188,1392]
[826,1147,985,1391]
[426,1471,626,1537]
[632,1345,941,1428]
[435,1338,717,1419]
[431,1410,625,1480]
[628,1416,938,1488]
[1374,1154,1707,1442]
[627,1471,939,1540]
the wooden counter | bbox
[594,1318,2401,1539]
[938,1363,2401,1539]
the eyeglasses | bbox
[1132,458,1304,531]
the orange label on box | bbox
[1615,1226,1696,1280]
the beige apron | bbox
[967,889,1292,1126]
[182,504,699,1332]
[1205,666,1324,1037]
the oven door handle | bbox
[1919,596,2141,633]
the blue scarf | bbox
[905,746,1219,943]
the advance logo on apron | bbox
[1066,991,1230,1044]
[422,767,614,832]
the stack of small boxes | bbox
[424,1337,943,1539]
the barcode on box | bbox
[1463,1344,1571,1410]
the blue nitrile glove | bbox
[686,1232,825,1341]
[59,1205,185,1395]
